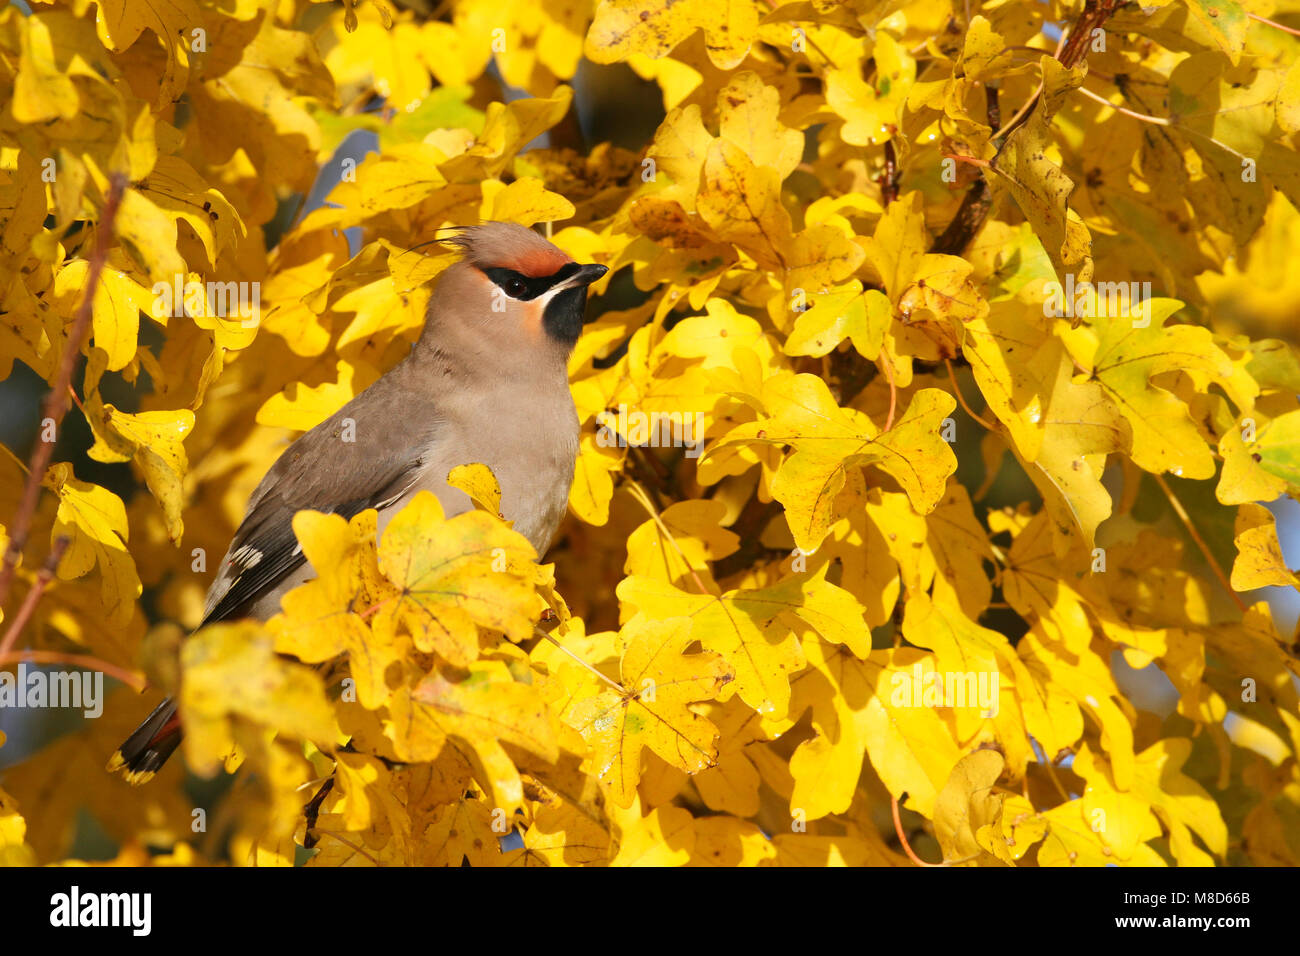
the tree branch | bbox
[0,649,146,691]
[932,0,1122,255]
[0,173,128,612]
[881,140,900,205]
[0,535,69,657]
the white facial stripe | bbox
[532,284,569,310]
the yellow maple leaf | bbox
[1230,502,1300,591]
[384,659,559,811]
[180,621,340,778]
[989,59,1093,289]
[717,372,957,551]
[568,617,731,808]
[1087,298,1242,479]
[696,139,794,272]
[272,509,405,709]
[608,795,695,866]
[374,491,537,666]
[586,0,758,70]
[45,463,140,626]
[0,785,37,867]
[933,749,1006,865]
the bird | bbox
[108,222,608,784]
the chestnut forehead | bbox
[510,245,573,277]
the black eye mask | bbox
[483,263,581,300]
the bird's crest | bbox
[437,222,572,278]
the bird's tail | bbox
[106,698,183,785]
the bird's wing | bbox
[201,386,436,624]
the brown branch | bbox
[0,535,69,657]
[0,173,128,611]
[302,775,336,850]
[985,82,1001,132]
[931,85,998,256]
[932,0,1121,255]
[932,178,992,255]
[1058,0,1125,68]
[991,0,1111,144]
[881,140,899,205]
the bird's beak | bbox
[556,263,609,291]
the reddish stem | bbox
[0,649,145,691]
[0,174,128,611]
[891,794,945,867]
[881,353,897,432]
[0,536,69,657]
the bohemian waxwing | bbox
[109,222,608,783]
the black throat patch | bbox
[481,262,591,346]
[541,286,588,345]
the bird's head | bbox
[423,223,608,360]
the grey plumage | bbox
[109,223,607,783]
[207,223,602,621]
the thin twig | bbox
[881,353,897,432]
[0,536,69,657]
[990,89,1041,142]
[891,793,946,866]
[0,649,146,691]
[66,385,86,415]
[942,152,992,170]
[1075,85,1172,126]
[537,627,626,694]
[990,30,1067,141]
[0,173,128,611]
[1041,754,1073,803]
[1152,473,1249,613]
[625,481,718,596]
[357,595,398,620]
[763,0,835,66]
[1077,84,1251,161]
[627,444,671,508]
[890,793,989,866]
[1248,11,1300,37]
[935,3,1117,255]
[311,828,382,866]
[945,358,996,430]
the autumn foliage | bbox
[1,0,1299,867]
